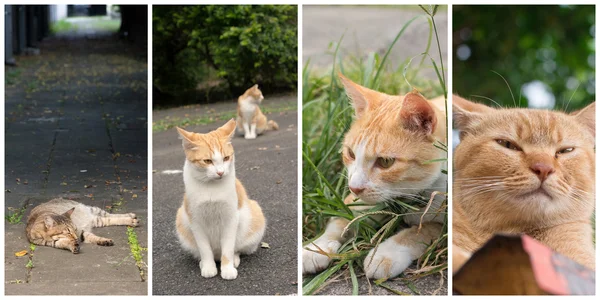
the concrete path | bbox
[303,5,448,81]
[4,30,148,295]
[152,98,298,295]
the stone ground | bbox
[4,25,148,295]
[302,5,449,295]
[152,98,298,295]
[303,5,448,81]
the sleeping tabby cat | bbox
[303,75,447,279]
[236,84,279,139]
[452,95,595,271]
[26,198,139,253]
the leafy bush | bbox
[153,5,297,97]
[453,5,594,110]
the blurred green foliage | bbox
[153,5,297,99]
[453,5,595,110]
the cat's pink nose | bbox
[217,171,224,177]
[349,186,365,195]
[530,162,554,182]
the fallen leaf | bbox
[15,250,28,257]
[261,242,270,249]
[132,194,138,198]
[276,180,282,184]
[80,170,87,173]
[60,182,68,186]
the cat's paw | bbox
[244,133,257,139]
[234,253,240,268]
[302,239,341,274]
[98,239,114,246]
[200,261,218,278]
[221,265,238,280]
[128,213,137,219]
[364,240,413,280]
[130,218,140,227]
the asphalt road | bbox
[152,105,298,295]
[303,5,448,81]
[4,31,147,295]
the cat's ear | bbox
[44,216,56,229]
[253,84,258,90]
[571,102,595,137]
[63,207,75,218]
[216,119,236,141]
[176,127,198,151]
[400,90,437,134]
[339,73,379,118]
[453,95,494,132]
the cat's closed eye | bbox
[495,139,522,151]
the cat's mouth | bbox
[521,187,552,200]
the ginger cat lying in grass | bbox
[303,75,447,280]
[452,95,595,272]
[236,84,279,139]
[175,120,266,280]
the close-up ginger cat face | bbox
[339,75,446,204]
[453,96,595,227]
[176,119,237,181]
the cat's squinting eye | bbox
[556,147,574,156]
[347,148,355,160]
[223,156,231,162]
[203,159,213,164]
[495,139,522,151]
[376,157,395,169]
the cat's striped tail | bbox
[267,120,279,130]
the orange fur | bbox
[236,84,279,139]
[452,95,595,270]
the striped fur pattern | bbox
[236,84,279,139]
[25,198,139,253]
[452,95,595,271]
[303,75,447,279]
[175,119,266,280]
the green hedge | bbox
[153,5,297,96]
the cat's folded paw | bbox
[221,265,238,280]
[128,213,137,219]
[364,242,413,280]
[302,239,341,274]
[130,218,140,227]
[200,261,218,278]
[98,239,114,246]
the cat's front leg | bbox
[191,226,218,278]
[302,218,349,274]
[243,122,255,139]
[220,216,240,280]
[364,222,442,279]
[244,123,257,139]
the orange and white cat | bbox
[175,119,266,280]
[303,75,447,279]
[452,96,595,271]
[236,84,279,139]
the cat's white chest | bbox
[239,100,256,123]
